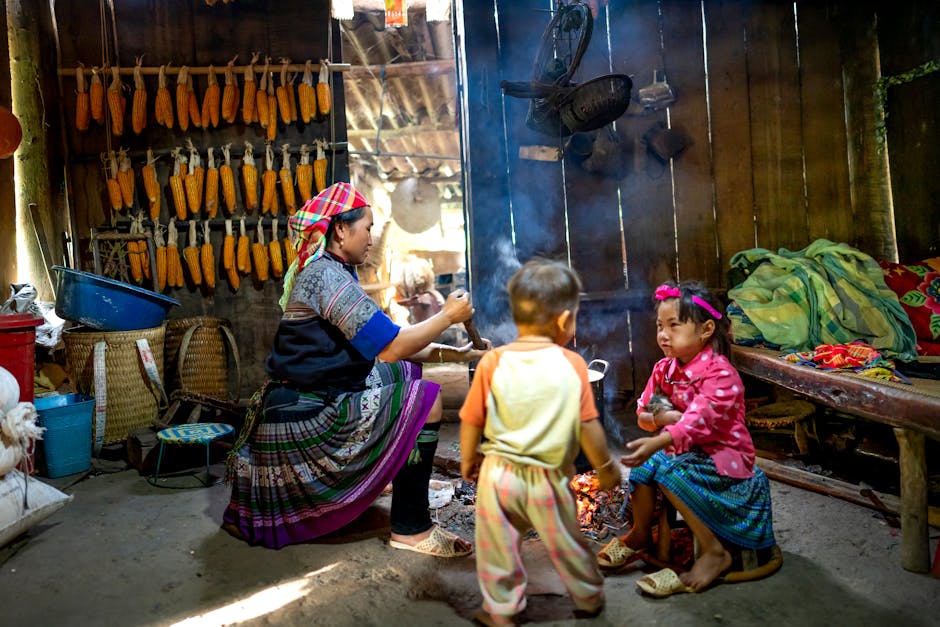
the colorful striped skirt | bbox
[629,450,776,550]
[223,361,439,549]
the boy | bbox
[460,259,621,626]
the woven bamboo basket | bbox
[745,400,816,429]
[63,324,166,446]
[164,316,240,401]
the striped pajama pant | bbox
[474,454,604,618]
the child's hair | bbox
[508,259,582,327]
[654,280,731,357]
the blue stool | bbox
[148,423,234,488]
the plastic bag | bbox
[1,283,66,349]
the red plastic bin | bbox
[0,313,43,474]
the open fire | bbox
[570,471,629,540]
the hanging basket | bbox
[558,74,633,134]
[164,316,241,401]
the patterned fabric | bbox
[157,423,233,443]
[781,341,908,383]
[636,347,755,479]
[475,454,604,618]
[879,258,940,355]
[727,239,918,359]
[223,361,439,548]
[629,450,776,550]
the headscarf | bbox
[279,182,370,310]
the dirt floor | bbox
[2,364,938,626]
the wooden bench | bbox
[731,345,940,573]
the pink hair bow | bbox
[654,284,681,301]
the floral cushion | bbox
[879,258,940,355]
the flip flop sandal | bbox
[389,525,473,558]
[635,568,696,598]
[597,537,646,570]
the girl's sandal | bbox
[597,537,646,570]
[389,525,472,558]
[636,568,696,598]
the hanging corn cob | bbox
[169,148,188,220]
[242,142,259,213]
[261,143,279,215]
[242,52,259,124]
[155,65,174,129]
[266,68,278,142]
[314,140,329,193]
[105,151,123,214]
[167,218,185,288]
[126,215,144,283]
[132,58,147,135]
[298,60,317,124]
[205,147,220,219]
[201,221,216,289]
[107,66,126,137]
[221,56,240,124]
[253,219,270,282]
[269,217,284,279]
[276,58,294,124]
[202,65,221,129]
[256,58,270,129]
[286,67,297,123]
[282,231,297,269]
[117,149,135,210]
[185,140,204,217]
[223,218,240,290]
[154,225,168,291]
[176,66,190,132]
[138,215,152,281]
[296,144,313,203]
[90,66,105,126]
[220,143,237,214]
[317,60,331,116]
[75,65,90,131]
[142,148,161,221]
[187,71,203,129]
[237,216,251,274]
[184,220,203,285]
[279,144,297,215]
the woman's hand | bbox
[442,289,473,325]
[620,431,673,467]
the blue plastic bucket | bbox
[34,393,94,478]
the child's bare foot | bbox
[680,546,732,591]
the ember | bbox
[570,471,629,540]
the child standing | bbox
[460,260,621,626]
[596,281,776,596]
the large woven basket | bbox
[63,324,166,446]
[164,316,240,401]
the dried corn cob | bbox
[266,76,278,142]
[107,66,125,136]
[220,143,237,214]
[184,220,202,285]
[242,142,258,213]
[142,148,161,221]
[279,144,297,215]
[169,148,188,220]
[276,59,294,124]
[242,52,259,124]
[155,65,174,128]
[127,216,143,283]
[185,140,204,217]
[221,56,240,124]
[256,58,270,129]
[269,217,284,278]
[138,216,152,281]
[167,218,184,288]
[132,58,147,134]
[205,147,220,219]
[187,72,202,129]
[105,151,123,214]
[282,233,297,269]
[222,218,236,270]
[237,216,251,274]
[261,143,278,215]
[75,65,90,131]
[176,66,190,132]
[226,264,241,291]
[317,60,331,116]
[201,221,216,289]
[117,149,135,209]
[253,219,269,282]
[154,225,167,292]
[202,65,220,129]
[90,67,105,125]
[314,140,329,193]
[296,144,313,202]
[298,60,316,124]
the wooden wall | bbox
[49,0,348,392]
[460,0,939,440]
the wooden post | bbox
[6,0,57,299]
[894,427,929,573]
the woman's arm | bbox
[377,289,473,362]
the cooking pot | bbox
[576,359,609,473]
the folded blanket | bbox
[728,239,917,359]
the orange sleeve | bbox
[563,349,599,422]
[458,348,501,428]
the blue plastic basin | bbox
[52,266,180,332]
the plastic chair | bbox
[148,422,233,488]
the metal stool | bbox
[148,423,233,488]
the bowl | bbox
[52,266,180,332]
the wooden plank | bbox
[704,0,756,276]
[746,0,806,251]
[0,5,14,293]
[662,0,719,286]
[796,1,853,246]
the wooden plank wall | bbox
[51,0,347,392]
[462,0,934,438]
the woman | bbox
[224,182,487,553]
